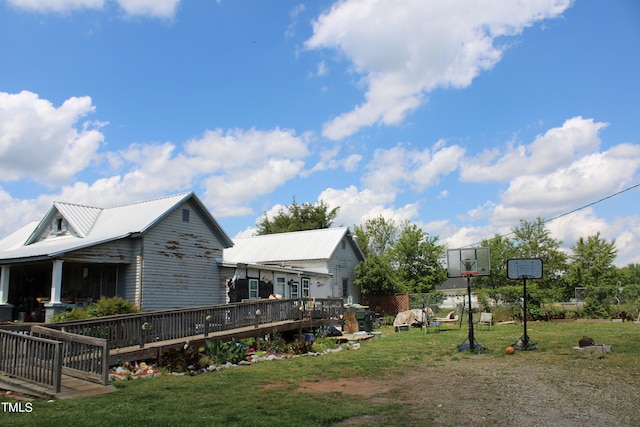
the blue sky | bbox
[1,0,639,266]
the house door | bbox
[275,276,286,298]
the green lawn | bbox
[2,320,639,426]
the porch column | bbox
[0,265,9,304]
[44,260,65,322]
[0,265,13,321]
[50,260,63,304]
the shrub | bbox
[86,296,139,317]
[50,307,90,322]
[51,296,139,323]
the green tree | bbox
[354,253,397,295]
[353,216,398,257]
[567,232,618,316]
[474,234,516,290]
[390,221,447,294]
[617,263,640,305]
[256,199,339,235]
[512,217,567,301]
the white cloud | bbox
[319,185,418,228]
[7,0,104,13]
[461,117,607,182]
[0,91,104,186]
[475,142,640,228]
[305,0,572,139]
[363,141,465,193]
[116,0,180,19]
[7,0,180,18]
[613,215,640,267]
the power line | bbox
[462,182,640,248]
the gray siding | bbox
[140,200,225,311]
[328,236,362,303]
[64,238,136,264]
[65,238,139,301]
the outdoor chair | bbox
[477,312,492,331]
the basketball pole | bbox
[466,274,476,349]
[514,276,537,350]
[457,272,484,351]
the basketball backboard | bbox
[447,247,490,277]
[507,258,543,279]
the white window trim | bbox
[249,278,259,299]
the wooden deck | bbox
[107,318,336,365]
[0,373,117,400]
[1,298,343,400]
[1,318,337,400]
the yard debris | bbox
[573,344,612,354]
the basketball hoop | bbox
[446,247,490,352]
[460,271,479,277]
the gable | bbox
[0,192,232,263]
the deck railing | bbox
[0,329,62,393]
[31,325,109,386]
[46,298,343,351]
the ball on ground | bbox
[506,346,515,354]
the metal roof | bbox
[0,192,233,263]
[223,227,363,265]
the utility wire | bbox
[462,182,640,248]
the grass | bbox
[2,320,639,426]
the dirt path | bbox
[292,356,639,426]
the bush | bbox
[50,307,90,322]
[51,296,139,323]
[86,296,139,317]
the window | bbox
[290,281,299,298]
[182,209,190,223]
[342,278,349,298]
[341,239,346,250]
[302,278,310,297]
[249,279,259,299]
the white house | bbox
[222,227,365,304]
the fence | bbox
[31,325,109,386]
[45,298,342,351]
[0,329,62,393]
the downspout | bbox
[135,235,144,309]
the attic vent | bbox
[52,216,68,235]
[182,209,190,223]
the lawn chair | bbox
[477,312,492,331]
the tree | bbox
[256,199,339,235]
[512,217,567,301]
[353,216,398,257]
[617,263,640,305]
[567,232,618,316]
[354,253,397,295]
[390,221,447,294]
[474,234,517,290]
